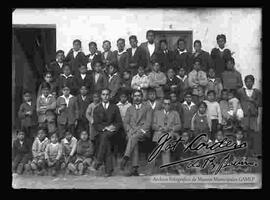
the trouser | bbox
[21,125,36,143]
[124,132,146,167]
[96,131,115,173]
[211,119,219,140]
[47,159,61,171]
[12,154,31,173]
[58,123,75,140]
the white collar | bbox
[136,74,146,78]
[177,49,187,54]
[109,72,118,78]
[117,49,126,55]
[61,74,73,79]
[132,47,137,50]
[183,101,195,108]
[177,75,187,81]
[163,109,170,115]
[26,101,32,106]
[217,45,227,52]
[209,78,216,82]
[245,87,254,91]
[81,73,86,78]
[81,95,87,100]
[61,94,73,99]
[41,94,52,99]
[89,52,98,56]
[148,42,155,46]
[135,103,142,109]
[102,102,109,109]
[117,101,130,106]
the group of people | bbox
[12,30,262,177]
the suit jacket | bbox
[101,50,117,69]
[56,95,79,125]
[76,95,92,121]
[152,109,182,142]
[65,49,87,75]
[108,73,121,99]
[163,76,182,97]
[56,74,77,95]
[18,101,38,127]
[173,50,193,73]
[12,138,32,160]
[123,103,152,137]
[93,103,122,134]
[48,61,67,79]
[36,94,56,123]
[127,47,147,76]
[156,49,175,73]
[191,50,213,72]
[113,50,129,75]
[74,73,94,94]
[145,100,163,111]
[139,42,159,70]
[85,51,102,71]
[210,48,231,77]
[91,71,108,92]
[181,102,198,130]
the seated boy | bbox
[12,130,32,175]
[163,68,181,98]
[31,128,50,175]
[45,133,63,176]
[131,66,150,100]
[145,88,163,111]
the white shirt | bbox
[177,49,187,55]
[41,94,52,104]
[132,47,137,56]
[26,101,32,106]
[60,74,73,79]
[81,95,86,101]
[104,51,109,59]
[183,101,196,110]
[108,72,117,83]
[94,73,100,83]
[103,102,109,110]
[87,53,98,71]
[147,42,155,57]
[218,46,225,52]
[236,140,241,146]
[81,74,86,80]
[177,75,187,82]
[58,62,63,69]
[164,110,169,115]
[61,94,73,107]
[209,78,215,83]
[149,101,156,110]
[245,88,254,98]
[135,103,142,110]
[131,74,149,89]
[73,51,79,58]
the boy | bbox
[56,85,79,139]
[86,41,102,72]
[107,64,121,104]
[120,70,133,100]
[91,61,108,93]
[163,68,182,98]
[36,82,57,136]
[211,34,232,77]
[156,39,174,73]
[139,30,159,72]
[117,90,132,122]
[18,90,37,141]
[170,91,183,119]
[48,50,66,79]
[74,64,94,95]
[113,38,129,75]
[45,133,62,176]
[173,38,193,73]
[12,130,32,174]
[188,59,208,97]
[57,64,77,96]
[148,62,167,99]
[31,128,50,175]
[61,131,77,174]
[37,71,57,98]
[237,75,262,156]
[131,66,150,100]
[75,85,91,139]
[101,40,117,73]
[152,97,182,173]
[204,90,222,140]
[86,92,100,142]
[145,88,163,111]
[221,57,243,90]
[192,85,206,106]
[72,130,94,175]
[127,35,147,76]
[219,89,232,127]
[65,39,87,75]
[192,40,213,72]
[176,67,189,102]
[181,91,198,131]
[205,68,223,100]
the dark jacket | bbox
[173,50,193,73]
[56,74,77,95]
[74,73,94,95]
[163,76,183,97]
[85,51,102,71]
[48,61,68,79]
[65,49,87,75]
[156,49,175,73]
[191,50,213,72]
[139,42,159,71]
[76,94,92,121]
[12,138,32,160]
[18,101,38,127]
[127,47,148,76]
[210,48,231,77]
[113,50,129,75]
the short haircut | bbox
[80,64,87,69]
[117,38,125,43]
[80,85,88,90]
[123,69,131,74]
[109,63,118,71]
[163,96,171,102]
[88,41,97,47]
[177,38,186,45]
[101,88,111,94]
[23,90,32,95]
[16,129,25,135]
[62,84,71,90]
[228,89,236,96]
[193,58,202,65]
[80,130,88,136]
[129,35,137,41]
[63,64,71,70]
[103,40,111,45]
[132,89,143,97]
[56,50,64,56]
[92,90,100,97]
[198,101,207,109]
[193,40,201,46]
[95,61,102,66]
[169,91,177,96]
[207,90,216,96]
[148,87,156,94]
[50,132,58,138]
[208,67,215,72]
[146,30,155,37]
[167,68,175,73]
[225,57,235,65]
[159,39,167,45]
[184,90,193,97]
[73,39,81,45]
[244,75,255,82]
[41,82,51,90]
[43,71,53,77]
[221,89,228,94]
[216,34,226,42]
[38,127,48,134]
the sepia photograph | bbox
[12,8,262,189]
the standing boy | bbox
[101,40,117,73]
[156,39,175,73]
[113,38,129,75]
[48,50,66,79]
[86,42,102,72]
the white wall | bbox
[13,8,262,89]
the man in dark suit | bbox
[48,50,67,80]
[173,38,193,73]
[127,35,147,76]
[85,42,102,73]
[113,38,129,76]
[120,89,152,176]
[93,88,123,177]
[139,30,159,72]
[65,39,87,76]
[156,40,175,73]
